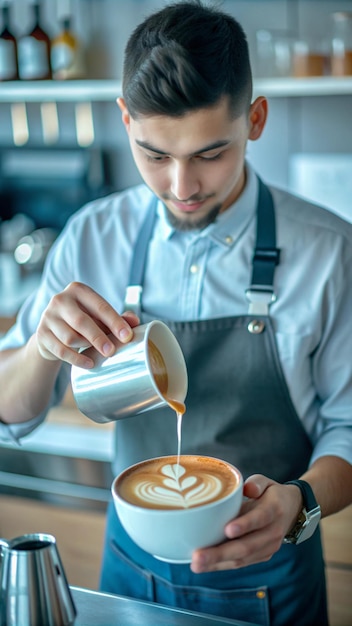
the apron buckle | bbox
[245,287,276,316]
[124,285,143,316]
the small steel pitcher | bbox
[0,533,76,626]
[71,320,188,423]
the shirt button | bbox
[225,235,233,245]
[190,264,199,274]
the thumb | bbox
[243,474,276,499]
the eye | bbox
[145,154,168,163]
[197,152,222,161]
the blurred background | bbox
[1,0,352,319]
[0,3,351,621]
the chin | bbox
[165,204,222,231]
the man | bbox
[0,2,351,624]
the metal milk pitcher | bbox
[0,533,76,626]
[71,320,188,423]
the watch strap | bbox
[284,479,318,512]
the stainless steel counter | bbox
[0,421,114,510]
[71,587,260,626]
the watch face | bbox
[283,480,321,545]
[283,511,306,544]
[284,506,321,544]
[296,507,321,544]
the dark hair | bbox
[122,0,252,119]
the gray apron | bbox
[101,179,328,626]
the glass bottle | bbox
[255,30,293,78]
[292,38,328,77]
[51,15,86,80]
[330,12,352,77]
[0,3,18,81]
[17,0,51,80]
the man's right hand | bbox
[36,281,140,369]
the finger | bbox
[225,505,278,541]
[39,308,113,358]
[37,309,110,366]
[225,486,279,541]
[37,329,95,368]
[122,310,141,327]
[192,525,281,573]
[192,549,272,573]
[191,542,248,573]
[199,560,238,572]
[243,474,274,499]
[63,283,135,346]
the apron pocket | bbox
[105,538,270,624]
[104,538,155,602]
[154,575,270,626]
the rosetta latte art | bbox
[134,463,222,508]
[116,455,238,510]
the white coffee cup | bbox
[111,454,243,563]
[71,320,188,423]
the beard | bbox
[163,202,222,232]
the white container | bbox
[112,455,243,563]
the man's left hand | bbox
[191,474,302,573]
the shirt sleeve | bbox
[267,189,352,469]
[308,232,352,466]
[0,225,77,442]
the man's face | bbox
[118,97,266,230]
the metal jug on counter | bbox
[0,533,76,626]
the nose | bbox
[170,160,200,200]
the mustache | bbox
[162,193,212,203]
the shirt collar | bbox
[155,162,259,247]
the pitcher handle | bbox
[0,539,9,552]
[0,539,9,578]
[0,538,9,554]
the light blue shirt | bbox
[1,164,352,467]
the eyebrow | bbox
[135,139,231,157]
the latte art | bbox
[135,463,222,508]
[117,455,239,510]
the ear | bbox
[117,97,131,132]
[248,97,268,141]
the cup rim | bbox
[7,533,56,552]
[112,454,243,513]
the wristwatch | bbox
[283,479,321,545]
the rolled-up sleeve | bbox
[0,229,76,442]
[0,362,70,443]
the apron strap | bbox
[246,178,280,316]
[124,178,281,317]
[124,201,158,316]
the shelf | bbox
[0,77,352,103]
[253,76,352,98]
[0,80,123,103]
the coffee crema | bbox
[116,455,239,510]
[148,339,168,396]
[148,339,185,415]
